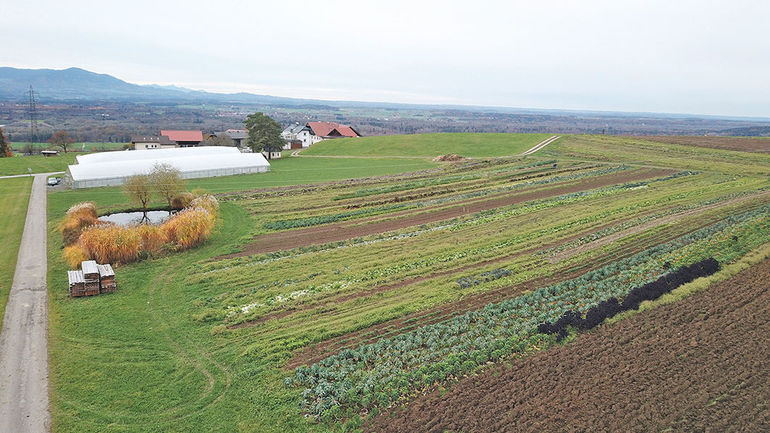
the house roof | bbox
[131,135,175,145]
[282,123,308,135]
[306,121,360,138]
[161,130,203,142]
[223,129,248,140]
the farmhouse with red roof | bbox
[160,130,203,147]
[281,121,361,149]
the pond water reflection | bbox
[100,210,172,226]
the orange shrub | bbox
[59,202,99,245]
[135,224,168,255]
[63,244,88,269]
[161,207,216,249]
[79,224,142,264]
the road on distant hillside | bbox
[0,174,50,432]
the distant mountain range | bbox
[1,67,770,124]
[0,66,345,106]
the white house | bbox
[281,121,361,149]
[130,135,177,150]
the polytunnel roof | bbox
[68,147,270,182]
[75,146,240,165]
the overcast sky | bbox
[2,0,769,117]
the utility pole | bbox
[27,85,39,146]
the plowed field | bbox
[367,258,770,433]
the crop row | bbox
[289,205,770,418]
[193,171,722,317]
[538,257,720,340]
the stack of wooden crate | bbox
[98,264,116,293]
[67,260,118,297]
[81,260,101,296]
[67,270,86,297]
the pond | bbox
[100,210,172,226]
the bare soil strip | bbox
[0,175,50,433]
[366,258,770,433]
[223,168,672,258]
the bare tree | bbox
[150,163,186,208]
[123,174,152,212]
[202,134,235,147]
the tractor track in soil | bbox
[221,168,672,259]
[365,257,770,433]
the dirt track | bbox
[366,258,770,433]
[224,168,672,258]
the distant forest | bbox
[1,100,769,144]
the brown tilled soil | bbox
[640,135,770,153]
[222,168,672,259]
[366,259,770,433]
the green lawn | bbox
[0,153,78,176]
[11,142,128,153]
[51,157,438,208]
[0,177,32,330]
[301,133,552,158]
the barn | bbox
[67,146,270,188]
[160,130,203,147]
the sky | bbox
[2,0,769,118]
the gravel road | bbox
[0,174,51,432]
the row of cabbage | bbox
[289,204,770,418]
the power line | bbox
[27,85,39,144]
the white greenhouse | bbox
[67,146,271,189]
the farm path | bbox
[521,135,560,155]
[0,171,63,180]
[0,174,50,433]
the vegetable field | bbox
[43,133,770,432]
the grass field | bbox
[11,142,128,153]
[44,134,770,432]
[0,177,32,330]
[0,153,78,176]
[300,133,552,157]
